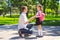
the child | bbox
[18,6,35,37]
[36,5,45,37]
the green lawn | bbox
[0,17,18,25]
[0,14,60,26]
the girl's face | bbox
[37,6,41,11]
[24,7,28,13]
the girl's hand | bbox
[36,16,40,18]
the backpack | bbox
[38,11,45,21]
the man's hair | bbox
[21,6,27,12]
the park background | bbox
[0,0,60,26]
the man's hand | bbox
[24,15,36,24]
[28,16,36,21]
[36,16,40,18]
[24,21,29,24]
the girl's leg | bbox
[37,25,43,36]
[38,25,42,30]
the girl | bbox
[36,5,45,37]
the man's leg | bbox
[26,24,33,30]
[18,29,29,37]
[18,29,22,37]
[26,24,33,35]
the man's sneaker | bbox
[36,35,43,38]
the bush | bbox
[45,8,56,15]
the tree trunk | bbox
[3,12,6,17]
[0,10,2,15]
[9,7,12,17]
[56,8,58,16]
[39,0,42,4]
[55,0,59,16]
[43,0,46,13]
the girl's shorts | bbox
[36,18,42,25]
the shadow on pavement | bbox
[10,36,20,40]
[0,25,60,40]
[10,36,37,40]
[0,25,18,30]
[42,26,60,36]
[0,37,3,39]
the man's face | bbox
[24,7,28,13]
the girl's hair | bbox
[37,4,43,11]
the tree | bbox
[4,0,59,16]
[43,0,59,16]
[49,0,59,16]
[0,0,8,16]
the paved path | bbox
[0,24,60,40]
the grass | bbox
[0,14,60,26]
[43,20,60,26]
[0,17,18,25]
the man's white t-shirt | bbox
[18,12,28,30]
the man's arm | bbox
[24,15,36,24]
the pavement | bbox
[0,24,60,40]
